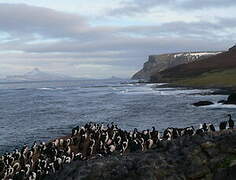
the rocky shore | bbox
[193,93,236,107]
[45,129,236,180]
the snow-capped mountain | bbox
[3,68,77,81]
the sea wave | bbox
[37,87,64,91]
[200,103,236,109]
[118,86,213,96]
[156,89,213,96]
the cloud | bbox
[109,0,236,16]
[0,3,87,37]
[0,3,118,41]
[108,0,174,16]
[180,0,236,9]
[0,3,235,78]
[1,18,234,54]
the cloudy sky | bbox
[0,0,236,78]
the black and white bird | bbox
[219,121,227,130]
[202,123,208,132]
[228,114,234,129]
[209,124,216,132]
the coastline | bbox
[156,83,236,95]
[131,80,236,95]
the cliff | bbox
[44,129,236,180]
[132,52,221,81]
[150,45,236,89]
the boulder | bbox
[225,93,236,104]
[229,45,236,52]
[193,101,214,107]
[218,100,227,104]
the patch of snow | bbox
[174,53,183,58]
[188,52,221,56]
[173,52,221,59]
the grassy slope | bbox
[174,68,236,88]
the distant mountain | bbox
[150,45,236,89]
[107,76,124,80]
[3,68,77,82]
[132,51,222,81]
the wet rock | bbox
[226,93,236,104]
[218,100,227,104]
[219,93,236,105]
[192,101,214,107]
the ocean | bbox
[0,79,235,154]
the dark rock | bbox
[225,93,236,104]
[229,45,236,52]
[228,164,236,180]
[193,101,214,107]
[218,100,227,104]
[211,89,232,95]
[213,168,228,180]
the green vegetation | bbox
[174,68,236,88]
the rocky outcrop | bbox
[226,93,236,104]
[132,52,221,81]
[229,45,236,52]
[193,101,214,107]
[44,130,236,180]
[218,93,236,105]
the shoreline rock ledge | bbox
[45,129,236,180]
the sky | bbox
[0,0,236,78]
